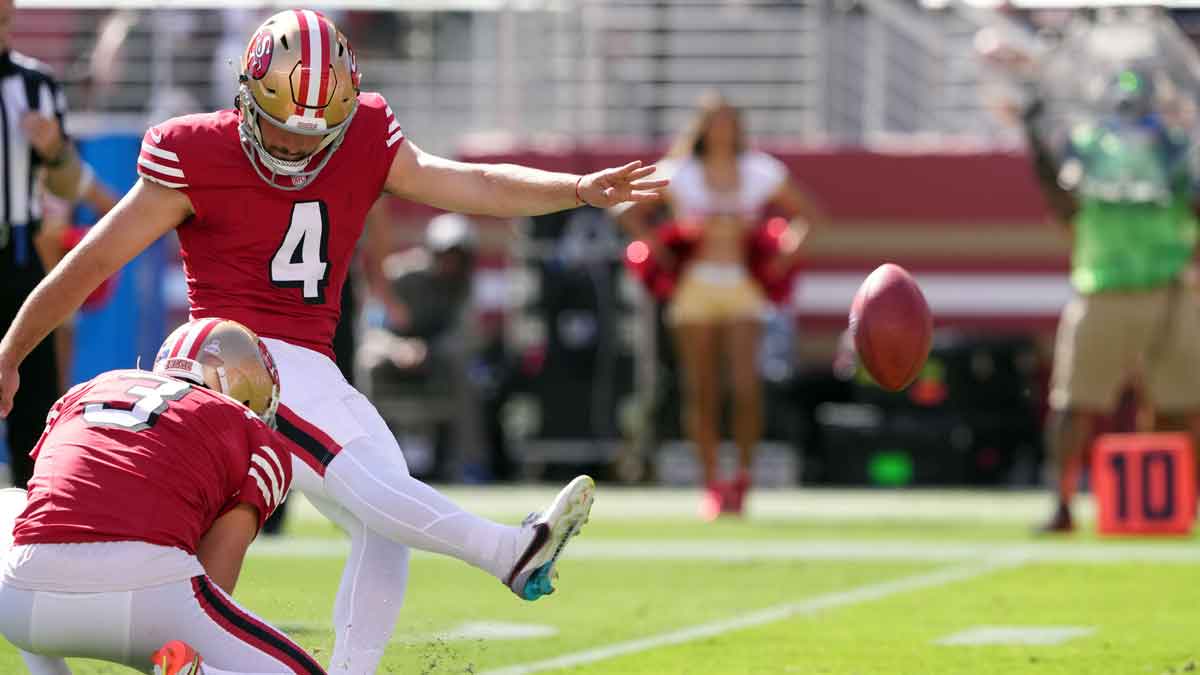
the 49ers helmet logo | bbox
[246,28,274,80]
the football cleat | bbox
[505,475,595,601]
[151,640,202,675]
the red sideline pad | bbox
[1091,433,1196,536]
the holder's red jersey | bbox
[12,370,292,554]
[137,92,405,358]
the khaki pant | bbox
[1049,282,1200,413]
[668,263,766,325]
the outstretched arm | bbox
[384,139,667,216]
[0,179,192,416]
[1021,99,1077,225]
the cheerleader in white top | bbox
[617,93,826,520]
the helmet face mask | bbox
[237,9,361,190]
[153,319,282,429]
[237,85,357,190]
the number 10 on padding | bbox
[1091,433,1196,536]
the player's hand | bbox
[577,161,668,208]
[0,360,20,418]
[21,112,66,161]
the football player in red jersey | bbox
[0,10,637,674]
[0,319,327,675]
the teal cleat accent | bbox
[505,475,595,601]
[521,563,557,600]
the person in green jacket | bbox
[1026,66,1200,532]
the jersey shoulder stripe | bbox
[250,446,286,509]
[138,158,187,188]
[386,104,403,148]
[137,111,239,191]
[139,134,189,189]
[247,467,274,512]
[358,93,404,149]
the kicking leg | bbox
[326,438,592,599]
[326,393,594,590]
[324,437,519,579]
[274,349,594,673]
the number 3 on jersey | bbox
[271,201,330,304]
[83,373,192,431]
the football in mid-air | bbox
[848,263,933,391]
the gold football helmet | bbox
[237,9,361,190]
[153,318,282,428]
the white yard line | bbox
[249,536,1200,563]
[261,487,1182,672]
[480,556,1026,675]
[935,626,1095,646]
[285,489,1095,524]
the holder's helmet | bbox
[154,318,281,428]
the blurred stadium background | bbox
[4,1,1200,673]
[7,0,1130,488]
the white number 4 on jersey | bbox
[271,201,330,303]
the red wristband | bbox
[575,175,585,206]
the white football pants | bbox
[264,338,525,675]
[0,570,323,674]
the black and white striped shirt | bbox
[0,49,67,272]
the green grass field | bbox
[1,487,1197,674]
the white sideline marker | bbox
[936,626,1095,646]
[481,556,1027,675]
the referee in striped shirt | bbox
[0,0,88,488]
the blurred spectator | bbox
[35,167,119,392]
[1022,66,1200,532]
[332,270,359,387]
[83,10,140,110]
[614,92,826,520]
[0,0,92,488]
[86,9,211,113]
[212,9,265,108]
[359,210,486,481]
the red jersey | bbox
[137,92,404,357]
[12,370,291,554]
